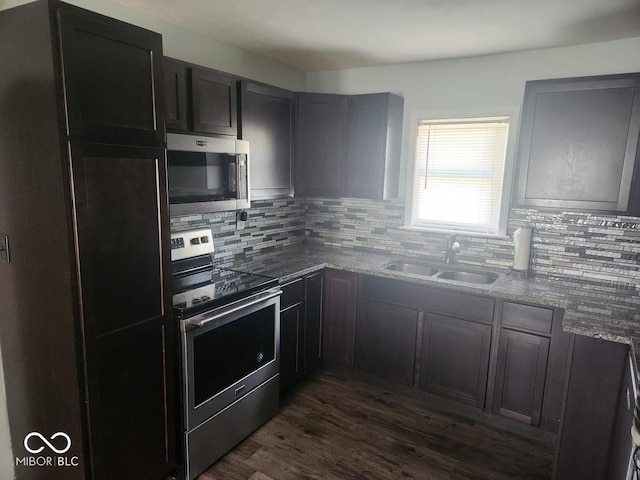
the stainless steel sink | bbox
[436,270,498,284]
[383,262,439,277]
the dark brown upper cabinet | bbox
[346,93,404,199]
[58,8,165,145]
[162,58,238,136]
[296,92,404,199]
[163,58,188,131]
[190,67,237,136]
[239,81,295,199]
[514,73,640,214]
[296,93,349,197]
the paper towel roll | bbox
[513,227,532,271]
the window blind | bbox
[411,117,510,234]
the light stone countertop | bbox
[217,243,640,376]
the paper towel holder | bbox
[509,226,534,277]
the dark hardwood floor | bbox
[199,371,554,480]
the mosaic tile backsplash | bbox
[170,196,640,290]
[304,197,640,290]
[169,198,306,265]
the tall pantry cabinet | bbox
[0,2,176,480]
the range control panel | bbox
[170,228,215,261]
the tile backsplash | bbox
[170,196,640,290]
[305,197,640,290]
[170,198,306,264]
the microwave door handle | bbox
[228,161,237,193]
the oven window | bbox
[168,151,235,203]
[192,305,276,406]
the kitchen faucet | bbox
[445,234,461,264]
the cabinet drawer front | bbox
[424,289,494,324]
[502,302,553,334]
[280,278,304,310]
[362,276,493,323]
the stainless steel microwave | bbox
[167,133,250,216]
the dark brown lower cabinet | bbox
[280,302,305,391]
[553,335,629,480]
[355,299,418,386]
[279,272,325,392]
[323,270,357,367]
[420,313,492,408]
[304,272,324,374]
[607,352,636,480]
[492,329,550,426]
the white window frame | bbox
[403,106,520,238]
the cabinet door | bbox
[163,58,188,131]
[355,299,418,386]
[607,352,635,480]
[190,68,237,136]
[420,313,492,408]
[57,7,165,144]
[280,303,305,391]
[240,81,295,199]
[515,73,640,214]
[304,271,324,374]
[345,93,403,199]
[296,93,348,197]
[554,336,628,480]
[69,143,175,480]
[493,329,550,426]
[323,270,357,367]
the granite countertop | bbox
[219,243,640,372]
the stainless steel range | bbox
[170,228,281,480]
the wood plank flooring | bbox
[199,371,554,480]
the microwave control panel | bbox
[170,228,214,261]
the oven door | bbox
[181,289,280,430]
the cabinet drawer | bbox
[362,276,494,324]
[280,278,304,310]
[502,302,553,334]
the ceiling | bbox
[111,0,640,71]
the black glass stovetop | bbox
[172,266,278,320]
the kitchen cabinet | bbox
[280,278,305,391]
[162,58,237,136]
[345,93,404,199]
[492,301,554,427]
[323,270,357,367]
[296,92,404,199]
[279,272,325,391]
[492,329,549,425]
[296,93,349,197]
[0,3,176,479]
[163,58,188,131]
[420,313,492,408]
[355,299,418,386]
[514,73,640,214]
[239,81,295,199]
[553,335,629,480]
[190,67,237,136]
[304,271,324,374]
[607,351,636,480]
[70,143,175,480]
[58,7,165,145]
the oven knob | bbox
[190,238,201,245]
[257,352,264,363]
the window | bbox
[407,115,511,235]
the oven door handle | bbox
[183,288,281,331]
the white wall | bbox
[306,37,640,196]
[0,0,306,90]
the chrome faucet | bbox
[445,234,461,264]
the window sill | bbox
[399,225,510,240]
